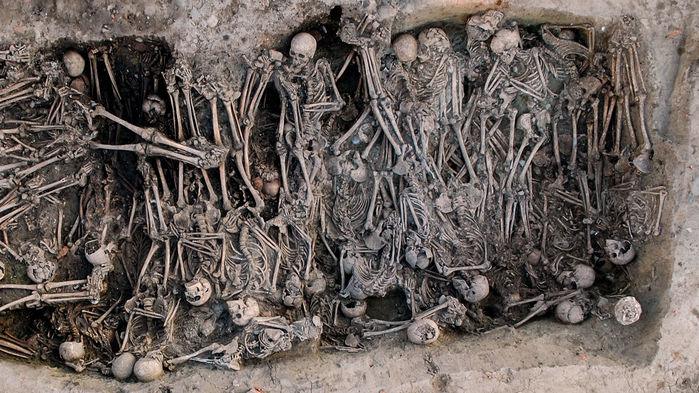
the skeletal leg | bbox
[455,103,478,181]
[207,94,232,210]
[600,92,616,152]
[167,343,221,366]
[166,86,186,207]
[135,242,160,294]
[223,99,264,210]
[155,160,171,202]
[652,190,667,236]
[552,115,563,176]
[292,150,314,204]
[568,109,580,171]
[88,106,217,163]
[622,91,638,150]
[364,173,380,231]
[333,106,370,155]
[518,133,547,185]
[101,52,122,102]
[88,50,101,102]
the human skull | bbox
[405,245,432,269]
[614,296,642,325]
[84,240,114,266]
[605,239,636,265]
[437,295,467,327]
[406,319,440,345]
[557,264,596,289]
[227,297,260,326]
[260,328,290,352]
[490,28,521,64]
[392,34,418,63]
[340,299,367,318]
[59,341,85,362]
[417,28,451,63]
[283,273,304,307]
[304,271,327,297]
[289,32,317,71]
[467,9,504,41]
[133,352,164,382]
[24,245,56,283]
[184,277,212,306]
[555,298,587,324]
[111,352,136,380]
[63,50,85,77]
[141,94,167,117]
[453,275,490,303]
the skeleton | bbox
[273,33,344,202]
[465,10,504,80]
[336,12,404,158]
[609,23,653,173]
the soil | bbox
[0,1,697,392]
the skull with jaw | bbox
[184,276,212,306]
[288,32,316,73]
[555,298,588,324]
[557,264,596,289]
[453,274,490,303]
[490,28,521,65]
[467,10,504,42]
[226,297,260,327]
[406,319,440,345]
[604,239,636,265]
[283,273,304,307]
[417,28,451,63]
[24,244,56,284]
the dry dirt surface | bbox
[0,1,697,392]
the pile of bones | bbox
[0,5,663,382]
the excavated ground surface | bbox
[0,1,697,392]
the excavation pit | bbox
[0,1,696,392]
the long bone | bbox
[92,142,206,168]
[176,68,219,200]
[0,291,92,313]
[198,81,233,210]
[274,74,316,203]
[163,69,186,207]
[651,189,667,236]
[503,114,532,241]
[577,171,594,254]
[242,56,275,180]
[87,49,102,102]
[621,87,638,150]
[567,107,581,171]
[222,89,264,210]
[363,171,381,231]
[151,160,170,203]
[454,90,480,181]
[628,43,652,173]
[101,51,122,102]
[84,105,225,168]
